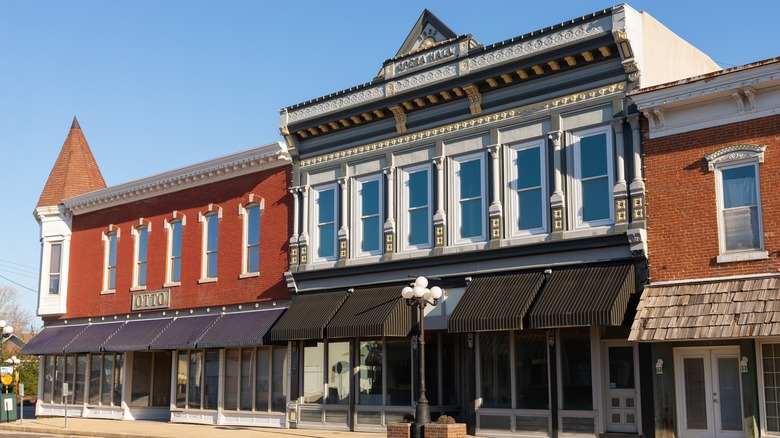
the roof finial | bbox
[71,116,80,129]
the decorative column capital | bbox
[487,144,502,157]
[462,84,482,115]
[547,130,563,148]
[626,113,640,129]
[383,166,395,177]
[432,156,445,169]
[337,177,349,187]
[610,117,625,133]
[389,105,407,134]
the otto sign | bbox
[132,289,170,311]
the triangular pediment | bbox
[394,10,457,58]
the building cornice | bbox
[63,142,291,215]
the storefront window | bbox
[359,340,383,405]
[425,333,439,406]
[386,339,411,406]
[54,355,64,402]
[441,333,459,406]
[152,352,172,406]
[480,332,511,408]
[187,351,203,409]
[225,349,239,410]
[560,328,592,410]
[131,352,153,407]
[256,348,270,411]
[515,331,548,409]
[101,354,114,406]
[327,341,350,405]
[175,350,218,410]
[89,355,101,405]
[64,356,75,404]
[763,343,780,432]
[131,352,172,407]
[303,341,324,403]
[240,349,253,410]
[113,354,124,407]
[41,354,88,405]
[176,352,187,408]
[43,356,54,403]
[204,350,219,409]
[271,347,287,412]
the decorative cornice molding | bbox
[299,82,626,168]
[64,142,291,215]
[705,144,767,171]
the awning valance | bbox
[102,319,174,352]
[327,284,411,339]
[196,309,285,348]
[63,322,125,353]
[149,315,219,350]
[20,325,88,355]
[269,291,349,341]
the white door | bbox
[674,347,744,438]
[604,345,639,433]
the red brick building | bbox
[24,117,294,426]
[630,58,780,438]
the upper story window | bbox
[401,164,432,251]
[355,175,382,256]
[48,242,62,294]
[167,219,183,284]
[508,140,547,235]
[572,126,614,228]
[104,231,118,292]
[203,213,219,279]
[453,153,486,243]
[133,226,149,288]
[244,204,262,273]
[313,184,338,261]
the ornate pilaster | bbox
[389,105,407,134]
[487,144,503,244]
[611,118,628,232]
[432,157,446,250]
[548,131,565,236]
[462,84,482,115]
[337,177,349,263]
[627,114,646,228]
[298,186,310,265]
[289,186,300,270]
[383,167,396,256]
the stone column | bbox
[299,186,309,265]
[627,114,646,228]
[383,167,396,257]
[337,177,349,263]
[432,157,446,251]
[611,118,629,232]
[487,144,503,245]
[289,186,300,270]
[548,131,565,238]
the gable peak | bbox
[394,9,458,58]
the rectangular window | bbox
[402,165,432,250]
[204,214,218,278]
[515,332,548,409]
[327,341,350,405]
[385,339,412,406]
[130,351,172,407]
[718,162,762,252]
[573,127,614,227]
[358,340,383,405]
[480,332,511,408]
[176,349,218,410]
[271,347,287,412]
[49,242,62,294]
[256,348,270,411]
[302,341,324,403]
[135,227,148,287]
[314,186,337,261]
[510,141,547,235]
[169,220,182,283]
[105,233,118,290]
[560,328,592,410]
[454,154,486,242]
[357,176,382,256]
[245,205,261,273]
[762,343,780,432]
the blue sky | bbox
[1,0,777,328]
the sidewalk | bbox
[0,416,387,438]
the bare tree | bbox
[0,285,34,334]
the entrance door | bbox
[604,344,639,433]
[674,347,744,438]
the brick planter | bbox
[387,423,411,438]
[424,423,467,438]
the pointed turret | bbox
[36,116,106,208]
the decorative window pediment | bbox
[705,144,766,171]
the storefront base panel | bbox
[220,412,286,427]
[84,406,124,420]
[126,406,171,421]
[36,402,85,418]
[170,410,217,425]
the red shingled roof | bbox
[36,117,106,208]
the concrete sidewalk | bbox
[0,417,387,438]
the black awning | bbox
[526,261,636,329]
[448,271,545,333]
[63,322,126,354]
[196,309,285,348]
[20,325,88,355]
[149,315,219,350]
[326,284,410,339]
[102,318,174,352]
[269,291,349,341]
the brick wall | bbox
[60,167,292,320]
[644,114,780,282]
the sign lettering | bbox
[395,46,456,75]
[131,289,170,311]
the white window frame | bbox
[199,209,221,282]
[165,218,184,287]
[571,125,615,229]
[451,152,487,244]
[131,225,149,290]
[715,159,765,258]
[240,201,264,276]
[756,339,780,437]
[312,183,339,262]
[353,174,383,257]
[507,139,548,237]
[400,163,433,252]
[102,229,119,294]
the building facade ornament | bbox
[705,144,767,171]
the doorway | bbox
[603,344,639,434]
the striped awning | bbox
[326,284,411,339]
[525,261,636,329]
[269,291,349,341]
[63,322,126,353]
[149,315,219,350]
[20,324,88,355]
[448,271,545,333]
[196,309,285,348]
[102,318,174,352]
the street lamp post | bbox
[401,276,443,438]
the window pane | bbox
[409,208,429,245]
[50,243,62,273]
[608,347,634,390]
[75,355,87,404]
[683,357,707,429]
[717,357,742,431]
[271,347,287,412]
[519,189,543,230]
[459,159,482,199]
[409,170,428,208]
[722,165,757,208]
[207,215,219,251]
[580,134,608,178]
[152,351,172,407]
[303,342,324,403]
[362,216,380,252]
[359,341,383,405]
[241,349,254,410]
[517,148,541,189]
[256,348,270,412]
[138,262,146,286]
[108,235,117,266]
[172,258,181,283]
[318,189,335,223]
[89,355,101,405]
[516,332,548,409]
[49,275,60,295]
[176,352,187,408]
[101,354,114,406]
[109,266,116,290]
[561,329,592,410]
[361,180,379,216]
[460,199,482,238]
[207,252,218,278]
[441,334,459,406]
[724,207,760,251]
[225,348,239,410]
[205,350,219,410]
[327,342,350,405]
[424,333,439,406]
[43,356,54,403]
[763,344,780,432]
[248,246,260,272]
[138,228,148,262]
[247,206,261,245]
[318,223,335,258]
[55,355,64,403]
[65,355,75,404]
[188,351,203,409]
[113,354,123,407]
[480,332,511,408]
[131,352,153,407]
[172,222,182,257]
[386,339,411,406]
[582,177,610,222]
